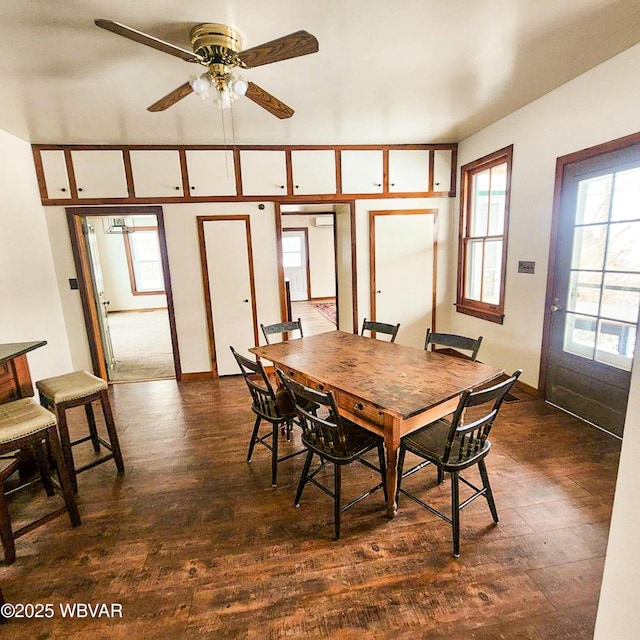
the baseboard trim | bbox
[515,379,539,397]
[181,371,214,381]
[107,307,168,314]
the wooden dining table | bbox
[250,330,504,517]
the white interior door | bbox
[84,221,115,372]
[283,230,309,301]
[203,219,257,376]
[373,213,435,348]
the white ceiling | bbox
[1,0,640,146]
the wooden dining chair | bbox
[424,329,483,361]
[360,318,400,343]
[260,318,304,345]
[230,347,306,487]
[397,370,521,557]
[277,370,387,540]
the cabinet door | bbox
[291,150,336,195]
[40,150,71,198]
[388,150,430,193]
[185,150,236,196]
[240,150,287,196]
[130,150,183,197]
[71,150,129,199]
[433,149,453,192]
[341,150,383,194]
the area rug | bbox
[107,309,175,382]
[310,300,337,324]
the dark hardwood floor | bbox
[1,377,620,638]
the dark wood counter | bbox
[0,340,47,403]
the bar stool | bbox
[36,371,124,492]
[0,398,81,564]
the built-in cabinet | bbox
[33,144,457,204]
[71,150,128,199]
[388,150,430,193]
[130,150,183,198]
[39,150,70,198]
[340,150,384,194]
[239,150,287,196]
[291,150,336,195]
[186,150,236,196]
[433,149,452,192]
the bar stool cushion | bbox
[36,371,107,404]
[0,399,56,443]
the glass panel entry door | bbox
[546,144,640,436]
[563,167,640,371]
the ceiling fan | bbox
[95,19,319,119]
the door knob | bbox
[550,304,563,312]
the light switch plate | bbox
[518,261,535,274]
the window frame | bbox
[456,145,513,324]
[123,226,165,296]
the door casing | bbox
[540,131,640,431]
[66,206,181,381]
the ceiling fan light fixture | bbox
[230,77,248,96]
[190,73,212,96]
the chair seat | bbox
[0,399,56,444]
[303,418,382,462]
[403,418,491,468]
[36,370,107,403]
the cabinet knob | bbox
[279,185,285,189]
[315,383,324,391]
[390,183,395,187]
[294,185,299,189]
[175,186,180,191]
[60,187,67,192]
[190,186,195,190]
[243,299,249,303]
[78,187,83,192]
[354,402,364,411]
[374,183,382,187]
[435,182,440,186]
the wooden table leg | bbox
[383,416,401,518]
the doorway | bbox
[276,203,357,337]
[66,206,181,382]
[542,134,640,436]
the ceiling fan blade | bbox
[238,30,318,68]
[245,82,294,119]
[147,82,194,112]
[95,19,202,63]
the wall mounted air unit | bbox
[315,215,334,227]
[102,216,135,234]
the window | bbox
[282,235,303,267]
[456,145,513,324]
[123,228,165,295]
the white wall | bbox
[282,214,336,298]
[45,202,281,375]
[450,42,640,387]
[0,128,72,380]
[595,326,640,638]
